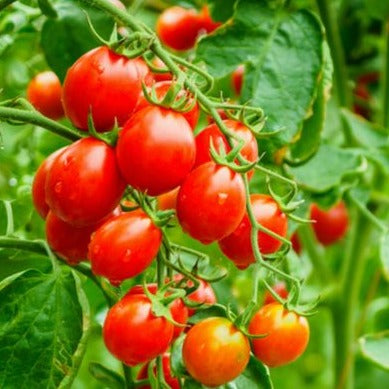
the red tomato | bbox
[89,210,161,286]
[103,293,174,366]
[263,282,289,305]
[62,46,152,132]
[46,137,125,227]
[116,106,195,196]
[27,71,64,120]
[310,202,349,245]
[136,81,199,129]
[219,194,288,269]
[156,6,203,51]
[291,232,302,254]
[157,187,179,210]
[128,284,188,339]
[206,109,228,124]
[151,57,173,82]
[194,119,258,177]
[183,317,250,386]
[137,353,180,389]
[232,65,244,95]
[198,6,221,33]
[249,303,309,367]
[177,162,246,244]
[32,148,65,219]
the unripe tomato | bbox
[137,353,180,389]
[151,57,173,82]
[219,194,288,269]
[310,201,349,245]
[232,65,244,95]
[177,162,246,244]
[128,284,188,339]
[156,7,203,51]
[291,232,302,254]
[194,119,258,177]
[157,187,179,210]
[116,106,195,196]
[249,303,310,367]
[62,46,152,132]
[183,317,250,386]
[32,147,65,219]
[89,210,162,286]
[103,294,174,366]
[46,137,125,227]
[136,81,199,129]
[263,282,289,305]
[27,71,64,120]
[198,6,221,33]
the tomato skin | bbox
[156,7,203,51]
[32,148,65,219]
[232,65,244,95]
[198,6,221,33]
[310,202,349,245]
[103,294,174,366]
[89,211,161,286]
[177,162,246,244]
[27,71,64,120]
[45,137,125,227]
[249,303,309,367]
[291,232,302,254]
[183,317,250,386]
[128,284,188,339]
[157,187,179,210]
[116,106,195,196]
[137,353,180,389]
[263,282,289,305]
[62,46,152,132]
[194,120,258,177]
[219,194,288,269]
[151,57,173,82]
[136,81,199,129]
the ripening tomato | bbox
[198,6,221,33]
[62,46,152,132]
[128,284,188,339]
[194,120,258,177]
[32,147,65,219]
[151,57,173,82]
[291,232,302,254]
[157,187,179,210]
[219,194,288,269]
[137,353,180,389]
[89,210,161,286]
[46,137,125,227]
[103,293,174,366]
[177,162,246,244]
[136,81,199,129]
[232,65,244,95]
[263,282,289,305]
[116,106,195,196]
[27,71,64,120]
[249,303,309,367]
[310,202,349,245]
[156,7,203,51]
[183,317,250,386]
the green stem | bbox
[381,21,389,128]
[122,365,134,389]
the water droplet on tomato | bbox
[217,192,228,205]
[54,181,63,193]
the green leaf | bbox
[38,0,58,18]
[195,0,324,142]
[208,0,236,22]
[0,268,90,388]
[41,0,115,81]
[188,304,228,324]
[171,335,187,378]
[379,233,389,281]
[286,144,365,193]
[364,0,389,21]
[183,378,203,388]
[359,330,389,371]
[89,362,125,389]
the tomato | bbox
[177,162,246,244]
[232,65,244,95]
[46,137,125,227]
[32,148,65,219]
[128,284,188,339]
[137,353,180,389]
[27,71,64,120]
[89,210,161,286]
[183,317,250,386]
[62,46,152,132]
[249,303,309,367]
[157,187,179,210]
[291,232,302,254]
[103,293,174,366]
[116,106,195,196]
[194,119,258,177]
[263,282,289,305]
[136,81,199,129]
[198,6,221,33]
[156,6,203,51]
[219,194,288,269]
[151,57,173,82]
[207,108,228,124]
[310,201,349,245]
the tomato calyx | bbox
[87,112,120,146]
